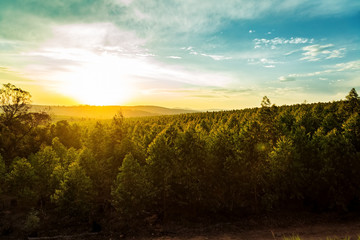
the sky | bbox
[0,0,359,110]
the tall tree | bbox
[345,88,360,114]
[111,153,151,220]
[0,83,31,125]
[51,160,93,217]
[346,88,359,101]
[261,96,271,107]
[0,83,50,169]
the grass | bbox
[283,236,301,240]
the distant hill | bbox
[30,105,199,119]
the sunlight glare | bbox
[63,54,134,106]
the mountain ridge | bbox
[30,105,199,119]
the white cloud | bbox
[326,48,346,59]
[18,23,237,100]
[284,49,301,56]
[19,23,157,79]
[183,46,199,55]
[183,47,232,61]
[286,60,360,78]
[332,60,360,71]
[200,53,232,61]
[254,37,313,49]
[113,0,134,5]
[248,58,280,67]
[167,56,182,59]
[300,44,345,61]
[279,76,296,82]
[109,0,360,35]
[260,58,274,64]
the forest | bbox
[0,83,360,238]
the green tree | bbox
[346,88,359,101]
[51,120,81,149]
[51,137,68,165]
[0,154,5,193]
[111,153,151,220]
[343,113,360,151]
[345,88,360,114]
[146,124,178,220]
[237,120,271,212]
[261,96,271,107]
[174,127,209,213]
[6,158,36,202]
[268,136,303,207]
[29,146,60,204]
[312,129,359,210]
[0,83,31,125]
[0,83,50,169]
[51,160,93,217]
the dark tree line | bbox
[1,84,360,234]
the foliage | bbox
[283,236,301,240]
[23,210,40,233]
[1,84,360,228]
[0,83,50,169]
[6,157,36,202]
[0,83,31,124]
[51,160,93,217]
[111,153,151,220]
[29,146,60,203]
[0,154,5,193]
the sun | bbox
[61,55,134,106]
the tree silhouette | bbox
[345,88,360,114]
[346,88,359,101]
[0,83,50,169]
[0,83,31,125]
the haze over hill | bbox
[30,105,199,119]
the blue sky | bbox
[0,0,359,109]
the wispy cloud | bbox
[200,53,232,61]
[167,56,182,59]
[12,22,238,103]
[0,0,359,108]
[111,0,360,36]
[1,0,359,47]
[279,76,296,82]
[301,44,345,61]
[248,58,280,68]
[0,66,14,73]
[182,46,198,55]
[284,49,302,56]
[143,87,254,99]
[254,37,313,49]
[182,46,232,61]
[332,60,360,71]
[284,60,360,78]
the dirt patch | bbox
[2,210,360,240]
[135,221,360,240]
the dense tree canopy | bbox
[1,85,360,236]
